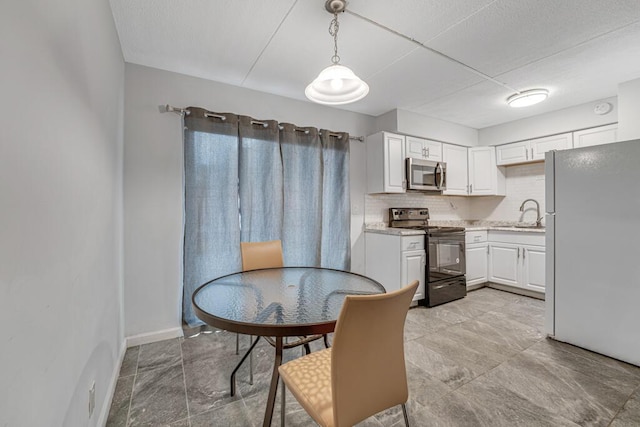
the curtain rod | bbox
[161,105,365,142]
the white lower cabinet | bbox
[488,231,545,294]
[402,249,426,301]
[365,232,426,302]
[465,230,488,288]
[466,243,488,287]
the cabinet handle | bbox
[531,148,534,158]
[469,184,473,193]
[486,246,489,254]
[517,247,520,258]
[402,180,406,190]
[523,248,526,260]
[526,149,529,160]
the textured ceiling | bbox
[109,0,640,129]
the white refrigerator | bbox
[545,139,640,366]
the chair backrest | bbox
[330,280,418,427]
[240,240,284,271]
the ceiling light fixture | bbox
[305,0,369,105]
[507,89,549,108]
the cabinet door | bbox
[406,136,442,161]
[530,133,572,160]
[496,141,530,165]
[442,144,468,196]
[488,243,519,287]
[573,124,618,148]
[522,245,545,292]
[468,146,504,195]
[384,133,406,193]
[401,249,426,302]
[466,243,488,287]
[405,136,425,159]
[424,139,443,161]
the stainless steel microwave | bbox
[406,158,446,191]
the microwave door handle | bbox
[437,163,444,189]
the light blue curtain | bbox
[280,124,323,266]
[182,108,241,327]
[182,108,351,325]
[320,130,351,270]
[238,117,283,242]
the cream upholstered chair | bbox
[278,280,419,427]
[240,240,284,271]
[238,240,325,384]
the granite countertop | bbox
[365,221,545,235]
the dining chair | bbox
[278,280,419,427]
[238,240,325,384]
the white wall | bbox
[375,109,479,147]
[123,64,377,339]
[479,97,618,146]
[0,2,124,426]
[618,78,640,141]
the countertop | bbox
[365,222,545,235]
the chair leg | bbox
[303,343,311,355]
[323,334,330,348]
[249,335,254,385]
[235,333,239,355]
[280,379,286,427]
[401,403,410,427]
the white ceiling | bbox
[109,0,640,129]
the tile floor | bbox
[106,287,640,426]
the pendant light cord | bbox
[329,12,340,65]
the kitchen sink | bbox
[514,224,545,229]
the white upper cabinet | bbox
[468,146,505,196]
[530,133,573,160]
[366,132,405,193]
[496,133,572,165]
[442,143,468,196]
[573,124,618,148]
[496,140,530,165]
[406,136,442,161]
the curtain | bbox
[281,124,323,266]
[182,108,242,326]
[238,117,283,242]
[182,108,351,326]
[320,130,351,270]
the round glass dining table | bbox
[192,267,385,427]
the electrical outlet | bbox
[88,381,96,418]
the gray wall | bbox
[618,78,640,141]
[479,96,618,146]
[123,64,377,339]
[0,1,124,426]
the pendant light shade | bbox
[305,64,369,105]
[306,0,368,105]
[507,89,549,108]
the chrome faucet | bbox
[519,199,543,227]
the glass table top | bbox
[192,267,385,336]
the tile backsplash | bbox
[365,193,471,224]
[364,162,546,225]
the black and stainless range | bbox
[389,208,466,307]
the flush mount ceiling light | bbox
[305,0,369,105]
[507,89,549,108]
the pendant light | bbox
[305,0,369,105]
[507,89,549,108]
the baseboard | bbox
[125,327,184,348]
[486,282,545,300]
[97,340,127,427]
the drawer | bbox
[466,230,488,244]
[401,235,424,251]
